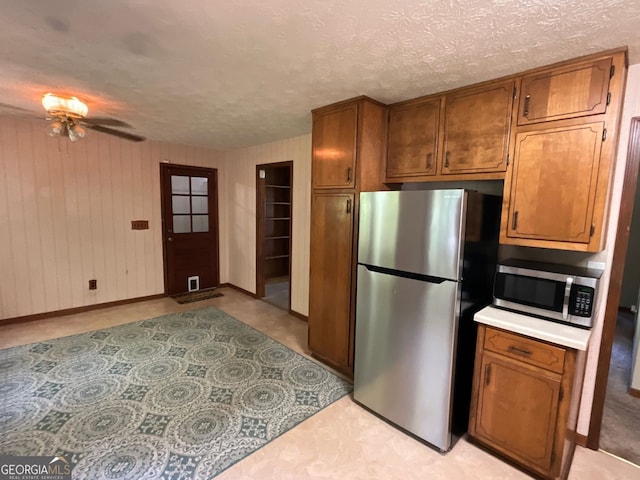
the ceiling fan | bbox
[41,93,145,142]
[0,93,145,142]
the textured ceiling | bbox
[0,0,639,149]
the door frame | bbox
[255,161,293,303]
[160,162,220,295]
[588,116,640,447]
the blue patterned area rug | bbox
[0,307,352,479]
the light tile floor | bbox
[1,288,638,479]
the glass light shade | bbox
[68,123,86,142]
[49,120,64,135]
[42,93,88,118]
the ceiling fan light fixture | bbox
[42,93,88,118]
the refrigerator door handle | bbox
[361,263,448,284]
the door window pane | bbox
[191,196,208,214]
[191,177,208,195]
[171,175,190,194]
[192,215,209,232]
[173,215,191,233]
[172,195,191,214]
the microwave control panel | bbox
[570,286,595,317]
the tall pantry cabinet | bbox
[308,97,387,376]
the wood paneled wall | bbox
[223,134,312,316]
[0,117,224,320]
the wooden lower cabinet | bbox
[308,191,355,374]
[469,325,585,480]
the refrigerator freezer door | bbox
[358,189,465,280]
[354,264,459,451]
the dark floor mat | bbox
[171,289,224,304]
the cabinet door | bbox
[386,98,440,179]
[473,351,561,474]
[505,122,604,243]
[441,80,514,175]
[308,192,354,369]
[312,104,358,189]
[518,57,612,125]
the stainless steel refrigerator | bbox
[353,189,500,452]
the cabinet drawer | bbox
[483,327,566,374]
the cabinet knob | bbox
[445,152,450,168]
[346,167,352,183]
[484,365,491,386]
[346,198,352,214]
[426,152,432,169]
[512,211,519,230]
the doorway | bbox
[599,121,640,464]
[589,116,640,462]
[256,162,293,311]
[160,163,220,295]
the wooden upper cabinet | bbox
[518,57,613,125]
[441,80,514,175]
[308,192,355,371]
[504,122,604,245]
[386,97,441,179]
[312,104,358,189]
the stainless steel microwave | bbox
[493,259,602,328]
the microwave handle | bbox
[562,277,573,320]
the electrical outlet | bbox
[89,279,97,290]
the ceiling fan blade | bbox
[0,102,42,120]
[87,124,145,142]
[80,117,132,128]
[0,102,34,113]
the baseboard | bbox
[0,294,167,326]
[629,387,640,398]
[219,283,258,298]
[289,310,308,322]
[576,433,588,447]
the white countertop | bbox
[474,306,591,351]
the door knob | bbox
[167,237,174,242]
